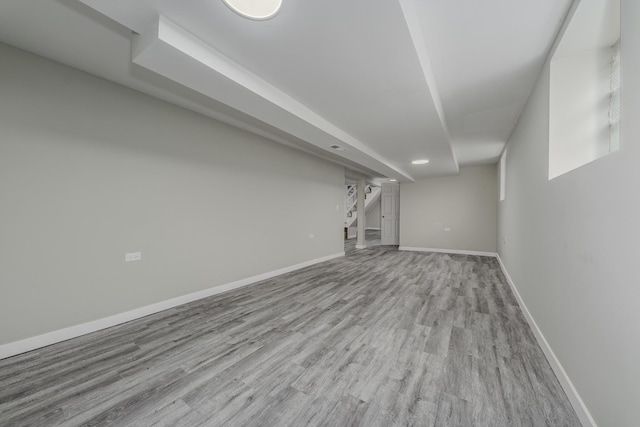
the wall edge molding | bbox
[0,252,345,360]
[399,246,498,257]
[496,255,597,427]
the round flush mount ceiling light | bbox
[222,0,282,20]
[411,159,430,165]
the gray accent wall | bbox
[399,165,498,253]
[497,2,639,425]
[0,43,345,346]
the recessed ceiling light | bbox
[222,0,282,20]
[389,179,397,182]
[411,159,430,165]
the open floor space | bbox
[0,247,579,426]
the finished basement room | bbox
[0,0,637,426]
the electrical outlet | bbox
[125,252,142,262]
[309,234,315,239]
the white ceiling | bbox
[0,0,572,181]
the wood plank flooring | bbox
[0,234,580,426]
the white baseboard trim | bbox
[365,227,381,230]
[0,252,345,361]
[355,244,367,249]
[496,255,596,427]
[399,246,498,258]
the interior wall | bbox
[0,43,345,346]
[365,199,381,229]
[497,2,639,425]
[399,165,498,253]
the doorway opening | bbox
[343,177,397,253]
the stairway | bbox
[344,184,381,228]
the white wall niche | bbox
[548,0,620,180]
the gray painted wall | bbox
[497,2,639,424]
[399,165,498,253]
[365,199,381,229]
[0,43,345,345]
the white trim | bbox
[399,246,498,257]
[355,244,367,249]
[365,227,381,230]
[496,255,597,427]
[0,252,345,360]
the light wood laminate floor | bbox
[0,237,580,426]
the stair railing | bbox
[345,184,374,223]
[345,185,357,217]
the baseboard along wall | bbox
[399,246,595,426]
[399,246,498,257]
[0,252,345,360]
[495,255,597,427]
